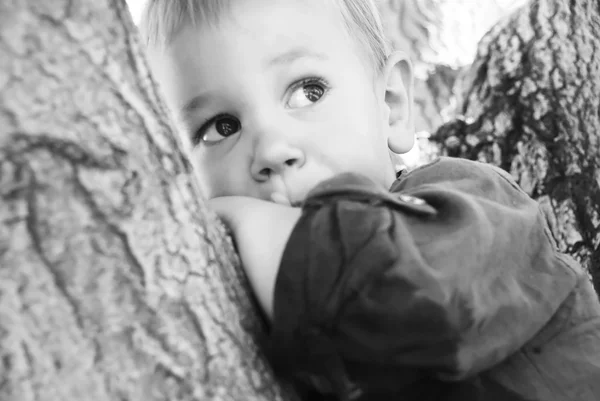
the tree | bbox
[432,0,600,293]
[0,0,294,400]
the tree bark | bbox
[432,0,600,293]
[0,1,294,400]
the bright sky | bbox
[126,0,144,25]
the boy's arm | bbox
[267,158,580,390]
[208,196,301,320]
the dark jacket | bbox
[267,157,600,401]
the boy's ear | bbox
[381,51,414,154]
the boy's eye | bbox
[287,79,328,108]
[214,117,240,137]
[195,115,241,145]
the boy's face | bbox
[149,0,407,204]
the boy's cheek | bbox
[195,164,254,200]
[203,175,228,200]
[192,164,221,199]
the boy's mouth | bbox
[270,190,303,207]
[282,187,309,208]
[271,172,329,207]
[270,189,304,208]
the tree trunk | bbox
[0,1,295,400]
[432,0,600,293]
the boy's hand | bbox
[208,196,302,320]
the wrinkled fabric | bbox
[268,157,600,401]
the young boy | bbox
[140,0,600,399]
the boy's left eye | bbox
[287,79,328,108]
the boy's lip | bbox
[271,170,332,207]
[270,190,303,207]
[282,182,311,207]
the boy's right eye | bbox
[193,114,241,145]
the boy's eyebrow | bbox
[266,47,329,68]
[179,92,214,123]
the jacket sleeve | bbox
[267,157,579,397]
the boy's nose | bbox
[250,136,305,182]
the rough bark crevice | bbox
[0,1,294,400]
[433,0,600,293]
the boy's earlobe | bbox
[383,51,415,154]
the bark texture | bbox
[432,0,600,293]
[0,1,293,400]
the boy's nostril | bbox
[260,168,272,177]
[285,158,296,166]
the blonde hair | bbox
[139,0,391,72]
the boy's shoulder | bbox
[395,156,511,185]
[302,157,527,217]
[392,157,527,201]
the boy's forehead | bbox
[172,0,354,61]
[226,0,347,37]
[220,0,343,23]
